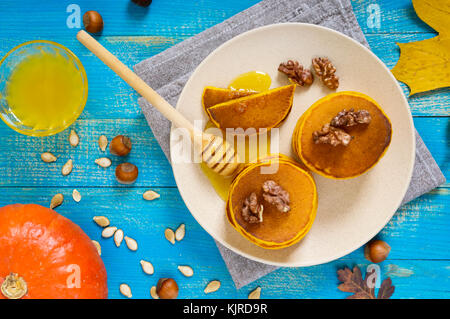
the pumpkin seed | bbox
[175,224,185,241]
[1,273,27,299]
[62,159,73,176]
[93,216,110,227]
[72,189,81,202]
[140,260,154,275]
[143,190,160,201]
[150,286,159,299]
[119,283,132,298]
[95,157,112,168]
[114,229,124,247]
[248,287,261,299]
[98,135,108,152]
[50,193,64,209]
[41,152,57,163]
[69,130,79,147]
[92,240,101,256]
[124,236,138,251]
[178,265,194,277]
[164,228,175,244]
[204,280,220,294]
[102,226,117,238]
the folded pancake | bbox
[205,85,295,132]
[292,91,392,179]
[226,155,317,249]
[202,87,255,112]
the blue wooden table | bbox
[0,0,448,299]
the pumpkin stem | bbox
[1,273,27,299]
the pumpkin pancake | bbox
[206,85,295,132]
[292,91,392,179]
[226,155,317,249]
[202,86,255,111]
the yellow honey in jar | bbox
[4,48,86,134]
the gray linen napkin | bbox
[134,0,446,288]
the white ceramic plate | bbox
[171,23,415,267]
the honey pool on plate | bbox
[228,71,271,92]
[200,71,272,200]
[200,120,273,200]
[4,50,85,132]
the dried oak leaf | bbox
[338,266,375,299]
[377,277,395,299]
[391,0,450,95]
[337,266,395,299]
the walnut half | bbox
[241,192,264,224]
[313,123,352,147]
[278,60,313,86]
[312,57,339,89]
[262,180,291,213]
[313,108,371,147]
[331,109,372,128]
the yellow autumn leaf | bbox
[391,0,450,95]
[413,0,449,35]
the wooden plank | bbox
[0,118,175,187]
[413,117,449,187]
[0,0,436,38]
[379,188,450,260]
[1,32,447,119]
[0,187,448,298]
[0,35,185,120]
[0,186,447,260]
[351,0,438,34]
[366,33,450,111]
[254,260,450,299]
[0,0,260,38]
[104,259,450,299]
[0,117,447,187]
[0,0,448,299]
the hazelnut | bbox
[115,163,138,184]
[83,11,104,33]
[156,278,178,299]
[110,135,132,156]
[364,240,391,263]
[131,0,152,6]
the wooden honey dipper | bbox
[77,30,239,176]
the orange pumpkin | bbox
[0,204,108,299]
